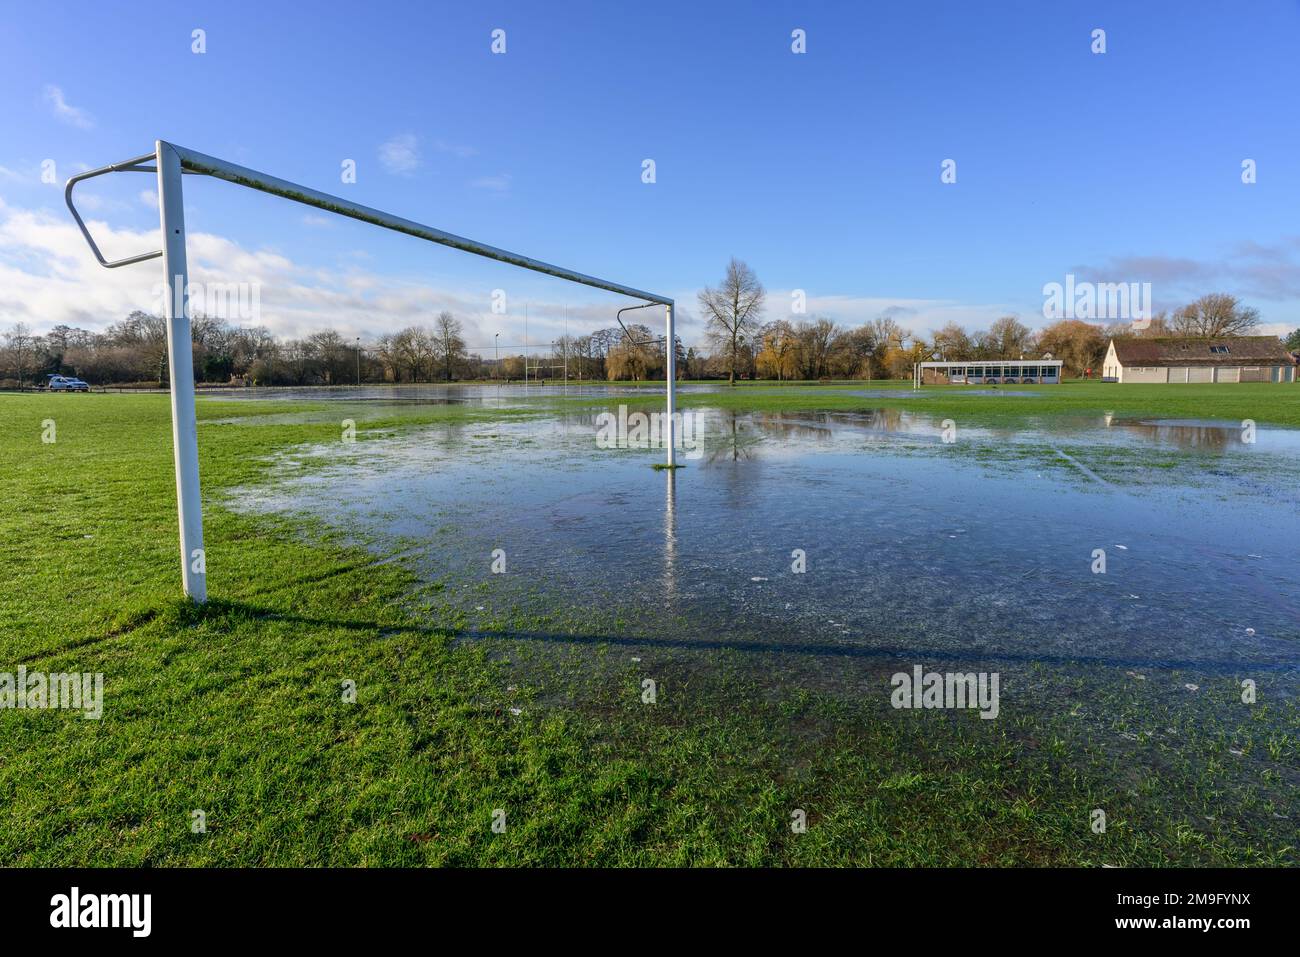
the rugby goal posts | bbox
[66,140,678,603]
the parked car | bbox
[47,374,90,392]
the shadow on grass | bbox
[175,598,1300,676]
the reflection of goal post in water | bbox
[65,140,678,603]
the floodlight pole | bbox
[157,141,207,602]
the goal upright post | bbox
[157,141,207,602]
[665,302,676,467]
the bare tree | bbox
[4,322,35,387]
[931,322,973,360]
[433,311,466,381]
[698,258,765,384]
[828,325,878,378]
[46,324,72,356]
[307,330,349,384]
[794,317,838,379]
[1135,310,1171,337]
[373,334,400,382]
[571,334,595,379]
[282,338,316,385]
[392,326,435,381]
[1171,293,1260,338]
[989,315,1034,358]
[868,317,908,374]
[1037,319,1106,377]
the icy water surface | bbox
[228,403,1300,679]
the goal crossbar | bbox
[66,140,679,602]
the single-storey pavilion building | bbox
[919,359,1064,385]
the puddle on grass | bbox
[231,405,1300,678]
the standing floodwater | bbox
[229,402,1300,679]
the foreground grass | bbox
[0,391,1294,865]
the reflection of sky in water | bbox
[232,407,1300,676]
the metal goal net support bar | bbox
[66,139,678,602]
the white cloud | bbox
[469,173,511,193]
[0,198,603,345]
[43,85,94,129]
[759,292,1020,340]
[1074,238,1300,308]
[139,189,158,210]
[0,204,160,329]
[378,134,420,175]
[433,140,477,159]
[0,198,1083,351]
[74,192,133,214]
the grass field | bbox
[1,385,1295,866]
[566,378,1300,429]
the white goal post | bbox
[66,140,677,602]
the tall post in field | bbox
[665,302,677,467]
[157,141,207,602]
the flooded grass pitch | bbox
[227,386,1299,860]
[5,387,1297,864]
[231,394,1300,680]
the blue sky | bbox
[3,0,1300,348]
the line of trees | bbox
[4,270,1297,387]
[0,313,376,388]
[695,260,1299,381]
[0,309,691,387]
[693,259,1049,380]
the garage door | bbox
[1126,367,1167,383]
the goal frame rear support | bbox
[67,139,676,602]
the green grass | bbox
[539,379,1300,430]
[674,380,1300,427]
[886,380,1300,429]
[0,389,1294,866]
